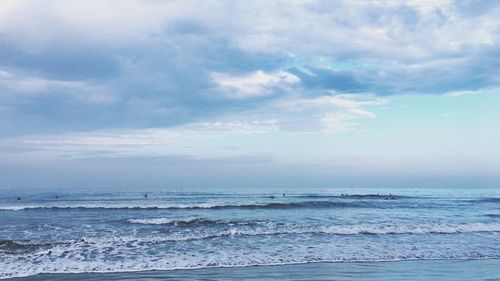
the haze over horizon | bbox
[0,0,499,189]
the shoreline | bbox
[9,258,500,281]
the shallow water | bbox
[0,187,499,279]
[13,259,500,281]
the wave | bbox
[0,240,51,254]
[1,235,499,280]
[484,214,500,218]
[0,200,375,211]
[296,194,413,199]
[5,222,499,252]
[322,222,500,235]
[120,221,500,239]
[3,256,499,280]
[19,221,500,246]
[125,217,500,235]
[474,197,500,203]
[2,221,499,279]
[126,217,246,227]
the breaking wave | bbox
[123,221,500,236]
[0,200,375,211]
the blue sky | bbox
[0,0,499,189]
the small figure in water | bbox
[283,193,285,197]
[269,195,276,199]
[16,196,21,201]
[55,195,59,199]
[144,193,148,199]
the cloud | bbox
[444,87,500,97]
[190,119,279,131]
[0,128,178,161]
[0,92,384,163]
[211,70,299,99]
[0,0,499,138]
[0,69,115,103]
[267,94,384,132]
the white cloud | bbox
[0,93,384,161]
[0,69,116,103]
[0,129,181,163]
[269,94,384,132]
[3,0,495,60]
[182,94,382,133]
[444,88,499,97]
[211,70,299,99]
[190,119,279,131]
[0,0,179,51]
[0,69,80,94]
[5,128,177,152]
[1,0,499,138]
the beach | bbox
[2,1,500,280]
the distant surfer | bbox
[16,196,21,201]
[385,193,396,200]
[144,193,148,199]
[283,193,285,197]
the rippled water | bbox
[0,188,499,279]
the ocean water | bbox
[0,187,499,279]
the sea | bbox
[0,187,499,280]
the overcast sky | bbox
[0,0,499,190]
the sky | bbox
[0,0,499,190]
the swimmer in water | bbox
[144,193,148,199]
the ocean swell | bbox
[0,200,379,211]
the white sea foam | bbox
[1,221,500,279]
[26,222,500,247]
[121,220,500,236]
[127,218,177,225]
[0,199,368,211]
[1,233,499,280]
[0,202,257,211]
[2,191,500,279]
[317,222,500,235]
